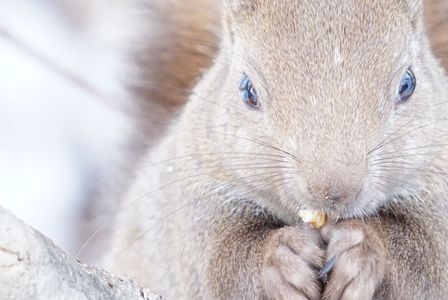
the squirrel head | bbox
[183,0,448,220]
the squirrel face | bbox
[185,0,447,220]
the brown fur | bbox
[132,0,221,146]
[425,0,448,70]
[106,0,448,299]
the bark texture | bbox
[0,205,161,300]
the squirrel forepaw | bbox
[261,226,324,300]
[320,220,386,300]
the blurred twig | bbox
[0,26,127,110]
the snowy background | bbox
[0,0,139,254]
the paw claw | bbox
[321,221,386,300]
[319,256,336,284]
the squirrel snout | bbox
[307,172,363,205]
[302,157,365,206]
[323,190,343,203]
[308,184,360,205]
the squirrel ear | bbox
[223,0,257,14]
[404,0,423,16]
[403,0,424,29]
[222,0,257,43]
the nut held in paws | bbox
[299,209,326,229]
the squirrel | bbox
[105,0,448,299]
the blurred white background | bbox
[0,0,141,254]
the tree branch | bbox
[0,205,161,300]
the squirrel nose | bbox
[308,184,360,204]
[324,191,343,203]
[303,158,365,205]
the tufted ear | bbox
[221,0,258,43]
[403,0,423,17]
[400,0,424,30]
[222,0,258,15]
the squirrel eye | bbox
[239,73,260,109]
[397,68,416,103]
